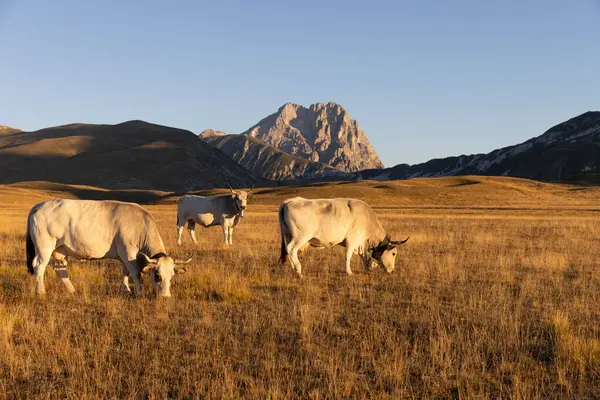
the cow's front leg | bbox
[120,263,132,293]
[345,247,355,275]
[221,223,229,245]
[120,249,143,295]
[227,227,234,245]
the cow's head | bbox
[229,184,253,218]
[369,234,409,273]
[137,253,191,297]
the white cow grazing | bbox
[176,186,252,246]
[26,199,191,297]
[279,197,409,276]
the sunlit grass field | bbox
[1,177,600,398]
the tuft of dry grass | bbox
[1,177,600,398]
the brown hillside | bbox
[0,121,265,191]
[0,125,21,135]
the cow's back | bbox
[178,194,228,227]
[29,199,152,259]
[283,197,371,241]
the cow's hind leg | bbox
[32,240,55,295]
[187,220,198,244]
[176,224,185,246]
[286,237,310,277]
[52,247,75,293]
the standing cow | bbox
[279,197,408,276]
[176,186,252,246]
[26,199,191,297]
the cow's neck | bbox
[367,224,387,252]
[229,196,242,214]
[141,223,167,258]
[214,194,238,215]
[360,225,386,263]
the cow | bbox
[26,199,191,297]
[176,186,252,246]
[278,197,409,277]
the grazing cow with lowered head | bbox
[26,199,191,297]
[176,186,252,246]
[279,197,408,276]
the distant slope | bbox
[361,111,600,182]
[0,120,265,191]
[199,131,346,181]
[0,125,21,135]
[241,102,384,172]
[252,175,600,207]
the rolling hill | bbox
[0,125,21,135]
[0,120,265,191]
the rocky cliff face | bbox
[199,131,345,181]
[241,102,384,172]
[360,111,600,182]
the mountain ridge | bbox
[360,111,600,182]
[199,130,346,181]
[0,120,264,191]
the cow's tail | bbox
[278,204,289,264]
[26,218,35,275]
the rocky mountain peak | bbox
[199,129,227,139]
[243,102,383,172]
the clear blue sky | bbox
[1,1,599,166]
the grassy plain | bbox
[1,176,600,398]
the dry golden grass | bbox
[1,176,600,398]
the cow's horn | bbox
[174,256,193,265]
[391,237,410,245]
[137,252,157,265]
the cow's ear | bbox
[141,265,156,274]
[174,266,187,275]
[379,235,391,247]
[137,252,156,267]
